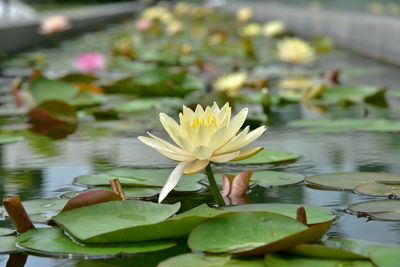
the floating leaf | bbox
[0,228,15,237]
[306,172,400,191]
[74,168,204,192]
[53,200,181,243]
[60,190,122,213]
[188,212,330,255]
[0,134,24,145]
[286,238,389,259]
[30,78,78,104]
[28,100,77,124]
[17,227,175,257]
[1,198,68,223]
[264,253,374,267]
[218,171,304,188]
[0,236,21,254]
[369,248,400,267]
[355,182,400,197]
[114,98,183,113]
[62,187,161,199]
[231,150,300,164]
[347,200,400,221]
[159,253,265,267]
[219,203,335,225]
[313,85,386,105]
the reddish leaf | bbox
[324,69,340,86]
[28,100,77,124]
[222,170,253,197]
[296,206,307,225]
[2,196,35,234]
[60,190,122,213]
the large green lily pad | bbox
[264,253,375,267]
[355,182,400,197]
[61,187,161,199]
[0,228,15,237]
[30,78,78,104]
[219,203,335,225]
[53,200,180,243]
[0,236,21,254]
[17,227,175,257]
[74,168,204,192]
[188,212,312,254]
[306,172,400,191]
[1,198,68,223]
[369,248,400,267]
[159,253,265,267]
[313,85,385,105]
[287,238,389,259]
[0,134,24,144]
[231,150,300,165]
[217,171,304,188]
[347,200,400,221]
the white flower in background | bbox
[262,21,285,37]
[276,37,315,64]
[166,20,183,35]
[240,23,261,37]
[39,15,71,35]
[142,6,174,23]
[278,77,313,90]
[138,103,266,202]
[236,7,252,23]
[213,73,248,94]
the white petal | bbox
[215,126,250,154]
[194,104,204,118]
[182,105,194,120]
[147,132,186,154]
[177,136,195,153]
[138,136,193,162]
[211,102,221,113]
[192,145,213,160]
[224,108,248,143]
[160,113,184,147]
[231,147,263,161]
[194,124,209,146]
[184,159,209,174]
[223,126,267,152]
[158,161,191,203]
[210,151,240,163]
[208,125,227,150]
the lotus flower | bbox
[74,53,106,73]
[263,21,285,37]
[276,38,315,64]
[236,7,252,23]
[39,15,71,35]
[138,103,266,203]
[135,18,153,32]
[213,73,247,94]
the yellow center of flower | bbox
[191,115,217,130]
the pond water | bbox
[1,5,400,267]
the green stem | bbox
[205,163,225,206]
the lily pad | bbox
[74,168,204,192]
[159,253,265,267]
[0,228,15,236]
[306,172,400,191]
[1,198,68,223]
[0,236,21,254]
[28,100,77,124]
[314,85,385,105]
[347,200,400,221]
[17,227,175,257]
[30,78,78,104]
[0,134,24,144]
[62,187,161,199]
[231,150,300,164]
[355,182,400,197]
[264,254,375,267]
[219,203,335,225]
[114,98,183,113]
[287,238,389,259]
[188,212,330,255]
[53,200,181,243]
[369,248,400,267]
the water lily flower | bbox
[278,77,313,90]
[277,38,315,64]
[138,103,266,203]
[213,73,248,94]
[39,15,71,35]
[166,20,183,35]
[142,6,174,24]
[240,23,261,37]
[135,18,153,32]
[74,53,106,73]
[262,21,285,37]
[174,2,191,16]
[236,7,252,23]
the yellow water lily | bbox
[240,23,261,37]
[142,6,174,23]
[278,77,313,90]
[236,7,252,23]
[213,73,248,94]
[276,37,315,64]
[262,21,285,37]
[138,103,266,203]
